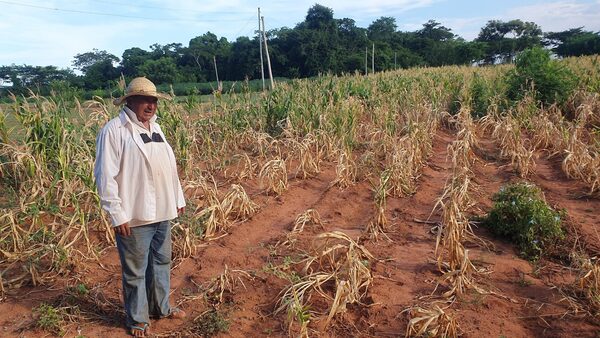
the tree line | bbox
[1,4,599,95]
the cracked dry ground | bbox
[1,127,599,337]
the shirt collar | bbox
[123,106,157,130]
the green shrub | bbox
[33,303,65,336]
[193,310,230,337]
[506,47,578,107]
[482,182,564,261]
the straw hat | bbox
[113,77,171,106]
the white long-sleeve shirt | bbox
[94,108,186,227]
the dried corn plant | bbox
[224,153,257,180]
[530,106,568,153]
[561,107,600,195]
[305,232,374,324]
[491,113,536,178]
[171,221,197,259]
[0,93,112,292]
[314,129,339,162]
[276,231,375,335]
[204,265,254,305]
[288,134,322,179]
[187,183,257,240]
[278,209,324,248]
[366,171,391,241]
[455,107,477,148]
[569,255,600,317]
[384,143,418,197]
[195,203,228,239]
[220,184,259,221]
[366,127,396,161]
[578,258,600,316]
[433,123,487,302]
[405,303,460,338]
[276,272,333,338]
[526,102,600,195]
[330,148,357,189]
[184,173,219,204]
[292,209,324,235]
[259,158,288,195]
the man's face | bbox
[127,95,158,123]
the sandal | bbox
[130,322,150,337]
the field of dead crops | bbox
[0,55,599,337]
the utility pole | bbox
[371,43,375,74]
[365,46,368,75]
[213,55,222,91]
[258,7,265,91]
[261,15,275,90]
[394,52,397,70]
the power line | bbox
[90,0,254,16]
[232,14,257,39]
[0,0,254,22]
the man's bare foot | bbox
[130,323,149,337]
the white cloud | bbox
[503,1,600,33]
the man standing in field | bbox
[94,77,186,337]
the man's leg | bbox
[146,220,172,317]
[116,225,155,328]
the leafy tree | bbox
[406,21,481,67]
[417,20,454,42]
[293,4,341,76]
[121,47,151,78]
[304,4,335,30]
[82,59,119,89]
[268,27,304,78]
[368,17,397,41]
[477,19,542,64]
[150,43,185,61]
[226,36,260,80]
[139,57,180,84]
[72,49,119,74]
[545,28,600,57]
[187,32,231,81]
[337,18,368,72]
[0,65,76,94]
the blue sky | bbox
[1,0,599,69]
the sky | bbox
[1,0,600,69]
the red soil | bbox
[1,128,599,337]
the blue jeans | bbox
[116,220,172,328]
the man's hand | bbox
[178,207,185,215]
[114,222,131,237]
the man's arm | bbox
[94,125,129,227]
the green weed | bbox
[33,303,65,336]
[192,310,230,337]
[482,182,564,261]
